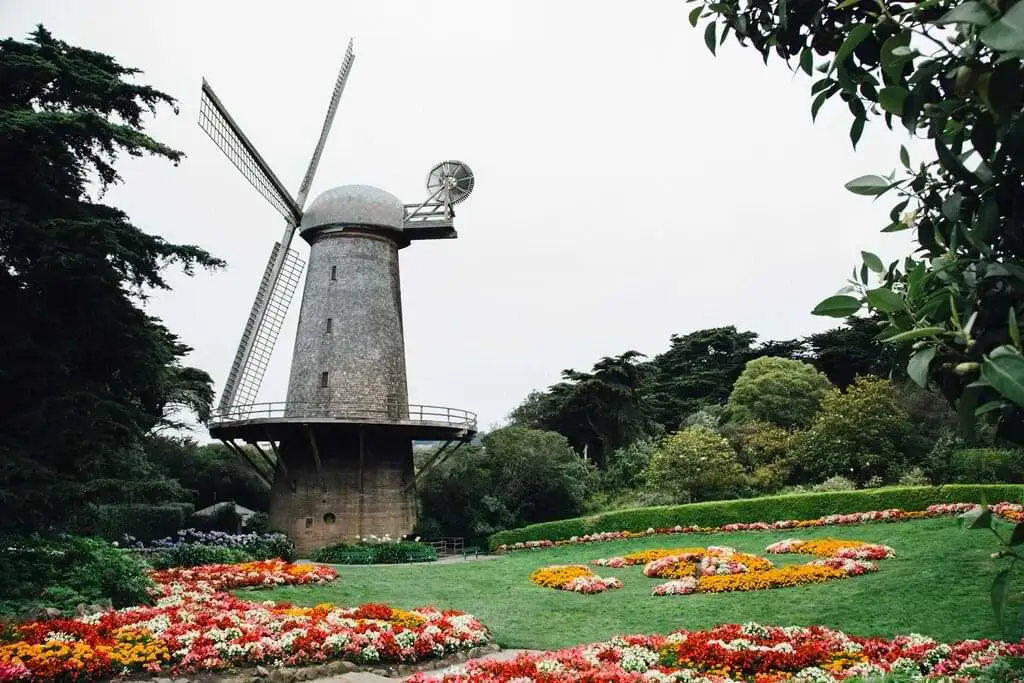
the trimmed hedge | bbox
[84,503,196,543]
[487,484,1024,550]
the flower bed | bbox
[0,559,490,681]
[766,538,896,560]
[406,622,1024,682]
[606,542,894,597]
[496,501,1024,552]
[528,565,623,594]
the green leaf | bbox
[879,86,908,115]
[960,506,993,529]
[935,1,993,26]
[975,195,1001,244]
[861,251,884,273]
[1012,308,1022,350]
[961,385,983,440]
[992,568,1012,629]
[850,115,865,148]
[980,1,1024,52]
[880,32,913,83]
[982,346,1024,408]
[936,138,979,186]
[899,145,911,168]
[688,6,702,26]
[812,295,862,318]
[866,287,906,313]
[799,47,813,76]
[704,22,718,55]
[884,326,946,343]
[811,90,829,121]
[830,23,874,75]
[908,347,936,388]
[1009,522,1024,546]
[845,175,891,196]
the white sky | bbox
[1,1,925,437]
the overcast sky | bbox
[2,1,925,436]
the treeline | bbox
[414,318,1024,544]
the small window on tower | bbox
[326,318,333,333]
[330,265,337,281]
[320,371,329,388]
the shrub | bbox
[898,467,932,487]
[732,421,792,470]
[124,529,296,565]
[146,544,252,569]
[310,540,437,565]
[950,449,1024,484]
[727,356,831,428]
[0,536,153,618]
[601,439,656,491]
[812,475,857,492]
[85,503,195,543]
[788,377,915,486]
[487,484,1024,549]
[644,427,746,503]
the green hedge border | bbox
[488,485,1024,550]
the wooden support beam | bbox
[303,424,327,492]
[405,440,463,493]
[358,425,365,495]
[263,433,295,491]
[221,439,272,488]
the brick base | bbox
[269,425,416,557]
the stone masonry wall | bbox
[285,229,409,417]
[271,425,416,556]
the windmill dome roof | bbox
[301,184,405,232]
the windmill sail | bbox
[204,43,357,413]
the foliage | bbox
[146,544,252,569]
[898,467,932,487]
[0,26,223,533]
[728,357,831,429]
[509,352,658,467]
[600,438,657,491]
[310,541,437,565]
[959,505,1024,640]
[812,475,858,492]
[951,447,1024,483]
[646,327,763,430]
[731,420,793,470]
[84,503,195,543]
[680,404,728,430]
[0,535,153,618]
[487,484,1024,549]
[801,316,901,390]
[643,427,747,503]
[689,0,1024,442]
[415,426,595,542]
[788,377,917,485]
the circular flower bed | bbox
[766,537,896,560]
[631,540,895,596]
[528,565,623,594]
[0,559,490,681]
[407,622,1024,682]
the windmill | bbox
[201,40,478,555]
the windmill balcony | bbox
[208,400,477,432]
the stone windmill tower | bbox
[200,41,477,555]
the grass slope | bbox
[259,517,1022,651]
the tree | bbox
[415,427,594,541]
[643,427,746,503]
[690,0,1024,442]
[801,316,901,391]
[508,351,657,468]
[788,377,916,486]
[728,356,831,428]
[647,327,761,430]
[0,26,223,532]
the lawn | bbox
[258,517,1022,651]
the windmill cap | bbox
[301,184,405,233]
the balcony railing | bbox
[209,401,477,431]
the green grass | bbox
[257,517,1023,651]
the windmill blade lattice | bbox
[199,80,302,225]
